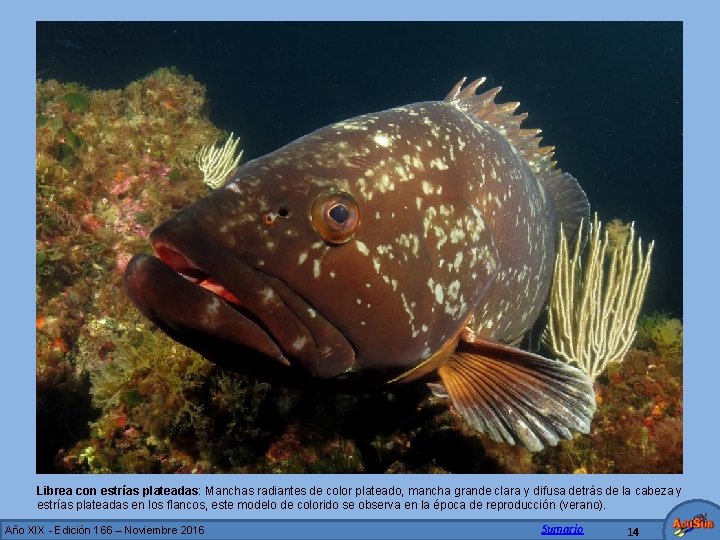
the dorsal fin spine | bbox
[445,77,590,238]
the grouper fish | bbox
[124,77,596,452]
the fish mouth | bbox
[124,218,355,380]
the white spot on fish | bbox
[376,173,395,193]
[338,120,369,131]
[434,283,444,304]
[451,251,463,272]
[400,293,415,322]
[447,280,461,301]
[433,225,448,249]
[373,133,391,147]
[356,240,370,256]
[261,287,275,303]
[292,336,308,351]
[450,227,465,243]
[206,297,220,317]
[430,157,449,170]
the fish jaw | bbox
[124,253,289,375]
[123,209,356,380]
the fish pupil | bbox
[328,204,349,224]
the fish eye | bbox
[311,191,359,245]
[328,204,349,224]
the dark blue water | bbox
[37,22,682,317]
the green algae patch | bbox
[63,91,91,113]
[636,312,683,358]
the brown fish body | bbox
[125,78,596,451]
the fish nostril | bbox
[263,212,277,225]
[263,207,290,225]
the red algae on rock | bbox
[37,68,220,473]
[533,344,682,474]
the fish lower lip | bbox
[138,233,355,378]
[124,253,287,368]
[152,246,275,339]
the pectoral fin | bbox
[437,339,596,452]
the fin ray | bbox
[438,340,596,452]
[440,358,514,444]
[473,355,576,445]
[451,353,561,449]
[450,357,517,444]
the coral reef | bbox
[37,69,682,474]
[36,68,219,472]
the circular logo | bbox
[663,499,719,540]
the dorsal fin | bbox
[541,172,590,242]
[445,77,589,240]
[540,171,590,240]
